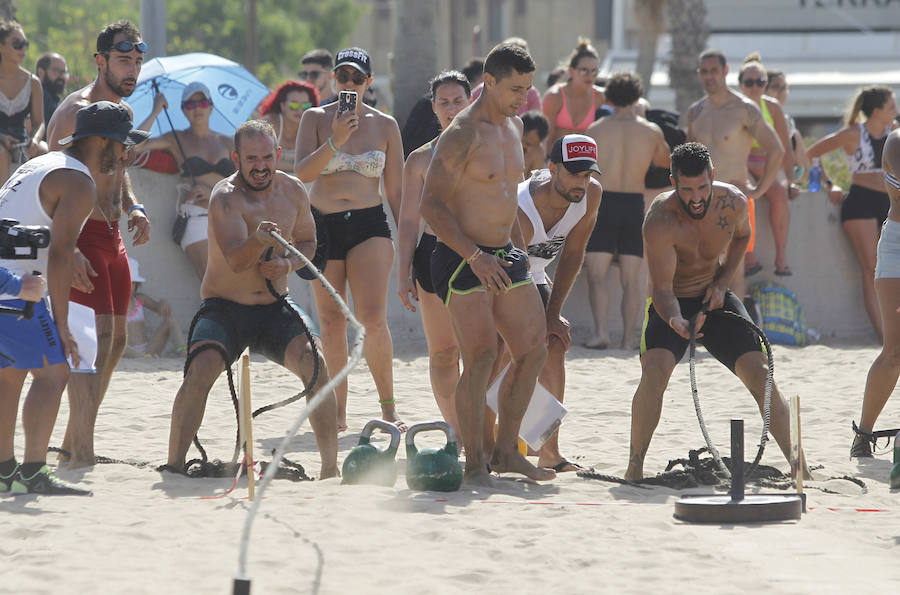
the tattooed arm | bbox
[707,185,751,310]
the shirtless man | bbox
[583,72,670,349]
[516,134,603,471]
[46,20,152,467]
[0,101,146,494]
[421,42,555,485]
[686,49,783,301]
[624,142,801,480]
[166,120,338,477]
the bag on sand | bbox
[749,281,807,346]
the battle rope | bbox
[687,308,774,480]
[236,231,365,584]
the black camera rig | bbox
[0,218,50,260]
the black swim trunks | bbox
[189,296,318,365]
[841,184,890,225]
[412,232,437,294]
[640,290,762,373]
[430,241,533,305]
[314,204,392,261]
[536,283,550,308]
[586,190,645,257]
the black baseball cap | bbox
[549,134,602,175]
[333,47,372,76]
[58,101,150,146]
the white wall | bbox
[128,166,877,346]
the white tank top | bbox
[0,152,93,291]
[517,170,588,284]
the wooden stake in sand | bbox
[790,395,803,495]
[238,348,255,501]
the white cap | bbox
[181,81,211,104]
[128,257,146,283]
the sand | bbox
[5,340,900,594]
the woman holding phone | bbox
[295,47,405,432]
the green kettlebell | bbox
[405,421,463,492]
[341,419,401,486]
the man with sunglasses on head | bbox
[46,20,152,468]
[686,49,783,302]
[299,49,334,104]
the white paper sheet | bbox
[486,364,568,450]
[65,301,97,373]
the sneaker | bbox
[0,465,17,492]
[10,465,92,496]
[850,434,873,458]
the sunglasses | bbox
[741,78,767,88]
[335,69,368,85]
[11,39,28,50]
[104,40,148,54]
[183,98,211,110]
[576,66,599,76]
[287,101,312,111]
[299,71,321,81]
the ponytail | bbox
[846,86,893,125]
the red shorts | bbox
[70,218,132,316]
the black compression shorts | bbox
[413,232,437,294]
[314,204,392,261]
[841,184,890,225]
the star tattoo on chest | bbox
[717,215,729,230]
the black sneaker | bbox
[10,465,92,496]
[0,465,17,492]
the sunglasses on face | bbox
[105,40,148,54]
[576,66,599,76]
[11,39,28,50]
[299,71,321,81]
[287,101,312,111]
[335,69,368,85]
[741,78,767,88]
[183,98,211,110]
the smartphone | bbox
[338,90,358,115]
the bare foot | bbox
[462,464,497,488]
[491,449,556,481]
[584,336,609,350]
[320,465,340,480]
[380,402,407,432]
[623,467,642,481]
[66,453,97,469]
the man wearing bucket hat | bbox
[0,100,147,494]
[47,20,154,468]
[510,134,603,473]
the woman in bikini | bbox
[808,86,898,342]
[738,53,794,276]
[139,82,234,279]
[260,80,318,172]
[295,47,405,432]
[396,70,471,444]
[542,38,606,145]
[0,20,45,184]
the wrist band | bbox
[327,137,339,153]
[465,248,482,264]
[128,204,146,215]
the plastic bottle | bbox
[891,431,900,489]
[808,158,822,192]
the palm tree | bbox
[634,0,666,99]
[392,0,438,129]
[667,0,709,120]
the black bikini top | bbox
[181,156,235,178]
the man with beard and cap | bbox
[36,52,68,133]
[46,20,152,468]
[624,142,805,481]
[164,120,338,479]
[512,134,603,472]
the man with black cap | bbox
[512,134,603,473]
[0,101,148,494]
[46,20,153,467]
[421,41,555,485]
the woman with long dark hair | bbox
[0,20,45,183]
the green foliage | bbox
[17,0,363,89]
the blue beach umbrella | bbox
[126,52,270,138]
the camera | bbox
[0,219,50,260]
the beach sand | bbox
[6,341,900,594]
